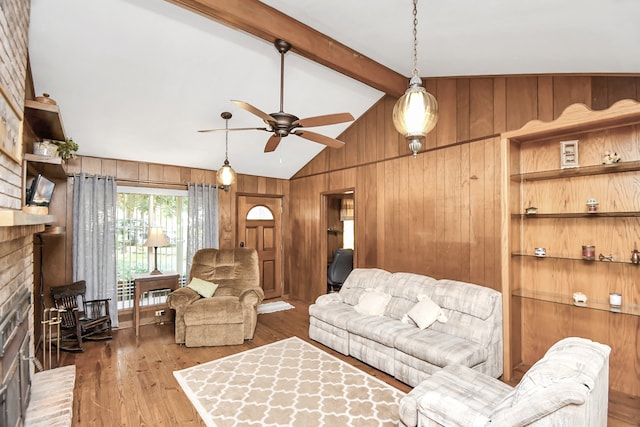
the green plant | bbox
[52,137,79,160]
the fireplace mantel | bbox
[0,210,54,227]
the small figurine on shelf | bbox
[631,242,640,265]
[602,151,621,165]
[572,292,587,304]
[52,137,79,161]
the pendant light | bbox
[217,112,236,192]
[393,0,439,157]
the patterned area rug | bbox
[257,300,295,314]
[174,337,405,426]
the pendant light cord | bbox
[412,0,419,78]
[224,117,229,161]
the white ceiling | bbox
[28,0,640,179]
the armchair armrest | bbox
[167,286,200,309]
[239,287,265,307]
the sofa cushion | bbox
[395,328,487,369]
[354,289,391,316]
[187,277,218,298]
[430,279,500,320]
[339,268,392,306]
[417,364,512,427]
[383,272,438,320]
[347,315,415,347]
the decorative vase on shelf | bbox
[32,140,58,157]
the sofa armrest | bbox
[238,287,264,307]
[419,390,490,427]
[314,292,342,306]
[489,383,588,426]
[167,286,200,309]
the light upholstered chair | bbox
[400,337,611,427]
[167,248,263,347]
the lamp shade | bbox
[393,76,439,139]
[217,159,236,188]
[143,226,169,247]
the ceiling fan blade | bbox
[264,135,282,152]
[231,100,276,124]
[293,112,354,128]
[198,127,268,133]
[293,130,345,149]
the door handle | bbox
[239,242,245,248]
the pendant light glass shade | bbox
[393,0,439,157]
[393,76,439,139]
[217,159,236,188]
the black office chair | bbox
[327,248,353,293]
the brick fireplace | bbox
[0,225,41,426]
[0,0,49,424]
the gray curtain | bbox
[72,173,118,327]
[187,183,219,274]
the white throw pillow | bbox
[187,277,219,298]
[406,295,448,329]
[354,289,391,316]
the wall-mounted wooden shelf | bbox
[23,99,66,141]
[23,153,67,179]
[511,160,640,182]
[513,211,640,219]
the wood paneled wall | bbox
[44,156,289,304]
[289,75,640,305]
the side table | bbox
[134,273,179,336]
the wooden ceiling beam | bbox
[167,0,407,97]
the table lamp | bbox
[143,226,169,275]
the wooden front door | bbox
[237,195,282,300]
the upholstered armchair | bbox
[167,248,264,347]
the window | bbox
[116,186,188,310]
[343,220,354,249]
[246,205,274,220]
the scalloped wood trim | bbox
[502,99,640,141]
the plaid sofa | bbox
[308,268,503,387]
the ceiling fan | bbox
[199,39,354,153]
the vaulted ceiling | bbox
[28,0,640,179]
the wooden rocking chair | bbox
[51,280,113,352]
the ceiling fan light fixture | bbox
[393,0,439,157]
[217,112,237,192]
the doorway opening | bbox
[323,190,355,294]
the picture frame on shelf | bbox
[560,140,579,169]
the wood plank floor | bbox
[54,299,638,426]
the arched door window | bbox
[246,205,274,220]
